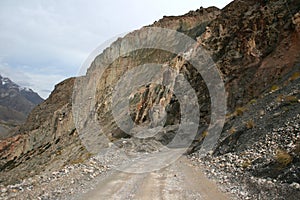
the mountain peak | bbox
[0,74,44,139]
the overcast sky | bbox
[0,0,232,98]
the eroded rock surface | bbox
[0,2,299,197]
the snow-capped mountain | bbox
[0,74,44,138]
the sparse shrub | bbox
[284,95,298,103]
[245,120,255,129]
[56,150,62,156]
[249,99,257,105]
[234,107,246,116]
[226,113,232,118]
[202,130,208,137]
[228,127,236,134]
[275,149,293,167]
[276,94,285,102]
[270,85,279,92]
[241,160,252,169]
[70,158,85,165]
[289,72,300,81]
[70,152,93,165]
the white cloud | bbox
[0,61,66,99]
[0,0,233,98]
[21,73,67,99]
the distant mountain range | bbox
[0,74,43,139]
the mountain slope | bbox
[0,2,299,199]
[0,78,89,185]
[0,75,43,139]
[191,72,300,199]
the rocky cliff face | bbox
[0,75,43,139]
[0,78,89,184]
[152,6,220,38]
[78,0,300,150]
[199,0,300,111]
[0,0,299,188]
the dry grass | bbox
[234,107,247,116]
[202,130,208,137]
[276,95,298,103]
[276,94,285,102]
[228,127,236,134]
[245,120,255,129]
[289,72,300,81]
[275,149,293,167]
[70,152,93,165]
[249,99,257,105]
[226,113,232,118]
[270,85,279,92]
[55,150,62,156]
[241,160,252,169]
[284,95,298,103]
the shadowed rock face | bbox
[1,0,300,186]
[201,0,300,111]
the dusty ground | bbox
[78,157,229,200]
[1,147,232,200]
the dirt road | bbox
[79,156,229,200]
